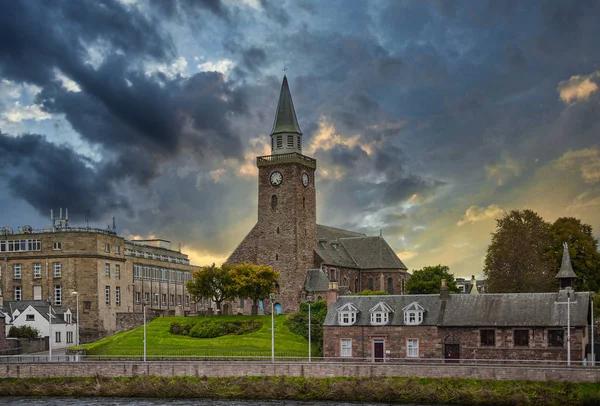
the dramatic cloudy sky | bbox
[1,0,600,278]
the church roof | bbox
[270,75,303,136]
[324,291,592,327]
[304,268,331,292]
[315,224,408,271]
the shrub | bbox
[350,290,389,296]
[8,325,40,338]
[171,319,262,338]
[284,300,328,356]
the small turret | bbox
[556,242,578,290]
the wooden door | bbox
[444,344,460,363]
[373,340,384,362]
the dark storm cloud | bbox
[259,0,290,26]
[0,0,248,217]
[0,132,129,220]
[241,47,268,73]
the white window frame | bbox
[33,263,42,278]
[162,293,167,306]
[369,302,394,326]
[14,286,22,301]
[340,338,352,357]
[115,286,121,306]
[407,338,419,358]
[105,263,110,278]
[337,303,359,326]
[13,263,22,279]
[115,264,120,280]
[402,302,426,326]
[105,285,111,305]
[135,292,141,304]
[54,285,62,305]
[115,245,120,254]
[53,262,62,278]
[154,293,159,305]
[55,331,61,343]
[53,241,62,250]
[105,243,110,252]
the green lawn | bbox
[79,315,315,359]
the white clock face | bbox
[270,171,283,186]
[302,173,309,188]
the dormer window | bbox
[369,302,394,326]
[337,303,359,326]
[403,302,425,325]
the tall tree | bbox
[186,264,235,312]
[549,217,600,292]
[483,209,556,293]
[406,265,460,294]
[230,262,280,315]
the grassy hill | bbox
[79,315,315,359]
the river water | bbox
[1,399,422,406]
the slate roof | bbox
[324,291,591,327]
[2,300,69,324]
[270,75,303,136]
[304,269,331,292]
[315,225,408,271]
[556,243,578,280]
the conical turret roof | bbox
[556,242,578,280]
[270,75,303,136]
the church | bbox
[227,76,409,313]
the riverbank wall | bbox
[1,361,599,382]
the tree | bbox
[229,262,280,315]
[405,265,460,294]
[284,300,328,356]
[351,290,389,296]
[549,217,600,293]
[186,264,236,312]
[483,209,556,293]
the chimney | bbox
[440,278,449,300]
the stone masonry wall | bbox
[1,361,599,383]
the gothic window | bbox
[329,269,336,281]
[368,278,374,291]
[354,279,358,293]
[342,277,348,287]
[387,277,393,294]
[275,283,280,294]
[303,197,305,209]
[271,195,278,210]
[276,226,280,234]
[275,253,279,261]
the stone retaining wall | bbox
[1,361,599,383]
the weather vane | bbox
[283,65,288,73]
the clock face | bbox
[270,171,283,186]
[302,173,309,188]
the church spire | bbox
[270,75,303,155]
[556,242,578,289]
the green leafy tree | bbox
[186,264,236,312]
[230,262,280,315]
[484,209,556,293]
[284,300,328,356]
[351,290,389,296]
[549,217,600,293]
[406,265,460,294]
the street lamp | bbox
[143,300,147,362]
[307,291,312,362]
[71,291,80,346]
[47,295,53,362]
[270,292,276,362]
[557,287,576,366]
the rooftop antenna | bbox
[85,209,90,230]
[50,209,55,228]
[379,229,383,268]
[178,242,181,253]
[65,208,69,227]
[112,217,116,232]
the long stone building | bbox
[0,216,197,342]
[227,76,410,313]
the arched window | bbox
[275,283,280,294]
[303,197,305,209]
[330,269,336,281]
[387,277,394,294]
[276,226,279,234]
[343,277,348,287]
[368,278,374,291]
[275,253,279,261]
[271,195,278,210]
[354,279,359,293]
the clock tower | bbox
[255,75,317,313]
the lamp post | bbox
[71,291,79,346]
[592,294,595,367]
[47,295,53,362]
[307,292,312,362]
[556,287,576,366]
[270,293,276,362]
[143,300,147,362]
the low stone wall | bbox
[1,361,599,383]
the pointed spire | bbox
[470,275,479,295]
[556,242,578,289]
[270,75,303,137]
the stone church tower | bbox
[228,76,317,313]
